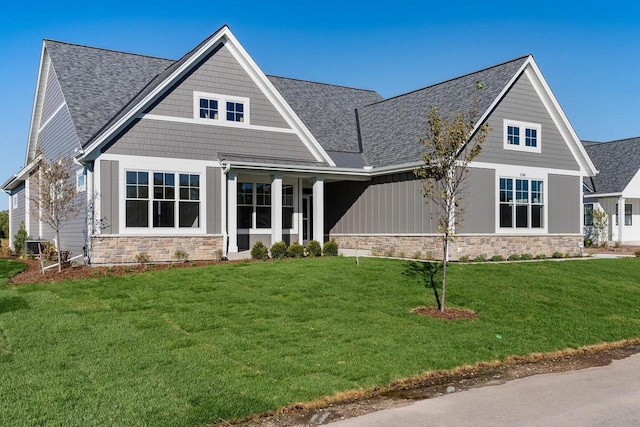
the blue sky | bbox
[1,1,639,210]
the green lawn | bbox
[1,257,639,425]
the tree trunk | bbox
[56,229,62,273]
[441,236,448,312]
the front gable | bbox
[81,26,335,167]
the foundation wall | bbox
[332,234,584,260]
[90,235,223,265]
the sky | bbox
[1,0,639,210]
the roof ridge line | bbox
[363,54,531,107]
[44,39,176,62]
[267,74,380,94]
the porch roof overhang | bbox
[1,155,42,193]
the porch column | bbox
[297,178,303,244]
[313,176,324,245]
[618,197,625,243]
[271,174,283,244]
[227,172,238,253]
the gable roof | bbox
[45,40,173,146]
[582,137,640,194]
[357,56,529,168]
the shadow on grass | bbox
[403,261,442,309]
[0,296,30,314]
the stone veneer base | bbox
[90,235,223,265]
[331,234,584,261]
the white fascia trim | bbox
[138,113,297,134]
[222,31,336,167]
[26,43,49,165]
[225,160,371,179]
[38,102,66,132]
[79,27,231,162]
[523,60,597,177]
[99,153,220,169]
[586,192,623,198]
[1,155,43,192]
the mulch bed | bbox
[5,257,236,285]
[411,305,479,320]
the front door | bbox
[302,195,313,244]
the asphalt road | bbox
[329,353,640,426]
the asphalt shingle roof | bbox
[45,40,173,145]
[267,76,383,153]
[582,137,640,194]
[358,56,529,167]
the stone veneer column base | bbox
[90,235,223,265]
[331,234,584,261]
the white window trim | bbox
[76,169,86,192]
[116,156,208,236]
[193,91,250,126]
[495,172,548,234]
[503,119,541,154]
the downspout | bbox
[221,161,231,259]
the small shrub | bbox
[507,254,521,261]
[370,246,382,256]
[490,255,504,262]
[536,254,547,259]
[251,241,269,260]
[323,239,339,257]
[398,251,407,258]
[174,250,189,262]
[288,242,304,258]
[564,252,571,258]
[306,240,322,258]
[473,254,486,262]
[13,222,29,256]
[552,251,563,259]
[584,238,593,247]
[458,255,469,263]
[521,253,532,260]
[213,249,224,261]
[40,241,58,261]
[615,241,622,248]
[135,253,150,265]
[413,251,422,259]
[384,248,395,257]
[270,241,288,259]
[634,249,640,258]
[424,252,433,260]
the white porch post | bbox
[618,197,625,243]
[227,172,238,253]
[297,178,303,244]
[271,174,283,244]
[313,176,324,245]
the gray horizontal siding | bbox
[10,186,26,244]
[326,172,437,234]
[100,160,120,234]
[457,168,495,233]
[549,174,580,233]
[37,105,80,161]
[147,43,289,129]
[478,73,580,171]
[41,65,66,126]
[106,118,317,162]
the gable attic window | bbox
[194,92,249,124]
[12,194,18,209]
[76,169,86,192]
[503,120,541,153]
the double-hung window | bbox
[255,183,271,228]
[125,170,201,230]
[282,184,294,229]
[499,177,544,229]
[504,120,541,153]
[615,204,632,226]
[126,171,149,227]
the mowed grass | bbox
[0,257,639,425]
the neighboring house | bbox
[2,25,597,264]
[583,137,640,243]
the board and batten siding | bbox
[326,172,438,235]
[100,160,120,235]
[105,119,317,163]
[457,167,495,233]
[548,174,580,234]
[478,73,580,171]
[146,43,289,129]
